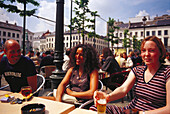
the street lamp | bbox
[142,16,147,39]
[22,0,26,56]
[70,0,72,48]
[50,0,65,89]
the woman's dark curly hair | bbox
[69,44,100,74]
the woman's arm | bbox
[139,79,170,114]
[93,70,136,106]
[55,67,73,102]
[66,69,99,99]
[106,70,136,102]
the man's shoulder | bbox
[19,56,34,63]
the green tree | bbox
[123,29,130,53]
[72,0,97,44]
[107,17,118,51]
[0,0,39,55]
[0,0,39,16]
[132,35,141,51]
[87,11,100,47]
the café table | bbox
[0,90,75,114]
[68,108,97,114]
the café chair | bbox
[0,84,9,90]
[33,74,45,96]
[40,65,56,89]
[78,80,103,109]
[0,74,45,96]
[101,70,130,103]
[46,80,103,109]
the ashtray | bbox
[21,103,45,114]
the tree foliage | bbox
[0,0,39,16]
[132,35,141,51]
[123,29,130,52]
[107,17,119,51]
[71,0,99,44]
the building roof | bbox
[129,19,170,29]
[0,21,33,33]
[117,23,129,28]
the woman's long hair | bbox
[69,44,100,74]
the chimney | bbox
[14,22,17,26]
[6,20,8,24]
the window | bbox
[0,31,1,36]
[8,32,11,37]
[158,30,161,35]
[120,33,122,37]
[67,37,68,40]
[30,36,32,40]
[152,31,155,36]
[164,37,168,47]
[3,38,6,43]
[17,34,19,38]
[12,33,15,38]
[116,33,118,37]
[3,31,6,36]
[146,31,150,36]
[135,32,138,37]
[73,36,75,40]
[130,32,132,37]
[141,31,143,37]
[164,30,168,35]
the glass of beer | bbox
[97,98,106,114]
[21,86,32,103]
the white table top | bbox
[0,90,75,114]
[68,108,97,114]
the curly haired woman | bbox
[54,44,100,104]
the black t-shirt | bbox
[0,56,37,92]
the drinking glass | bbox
[21,86,32,103]
[97,98,106,114]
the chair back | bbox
[40,65,56,78]
[98,80,103,91]
[101,70,130,91]
[110,70,130,85]
[33,74,45,96]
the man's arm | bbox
[27,75,37,92]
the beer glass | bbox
[97,98,106,114]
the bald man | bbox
[0,39,37,93]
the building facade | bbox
[39,30,108,54]
[0,21,34,53]
[110,14,170,53]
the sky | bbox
[0,0,170,36]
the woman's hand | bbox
[93,90,108,107]
[123,109,139,114]
[65,88,72,96]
